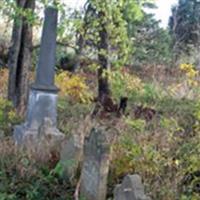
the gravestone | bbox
[80,128,110,200]
[59,115,95,185]
[114,174,151,200]
[14,6,64,144]
[60,133,85,185]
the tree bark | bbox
[97,11,111,101]
[8,0,35,116]
[74,33,84,71]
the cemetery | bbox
[0,0,200,199]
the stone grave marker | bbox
[114,174,151,200]
[60,133,85,185]
[80,127,110,200]
[14,6,64,144]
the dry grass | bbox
[0,68,8,98]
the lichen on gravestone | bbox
[80,127,111,200]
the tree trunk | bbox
[74,34,84,71]
[196,22,200,70]
[97,11,111,101]
[74,3,93,71]
[8,0,35,116]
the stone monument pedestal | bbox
[14,86,64,144]
[13,7,64,145]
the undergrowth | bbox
[1,66,200,199]
[0,139,73,200]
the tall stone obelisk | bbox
[14,6,64,144]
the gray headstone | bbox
[114,174,151,200]
[80,128,110,200]
[60,133,85,185]
[13,6,64,144]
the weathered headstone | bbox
[59,115,95,185]
[80,128,110,200]
[13,6,64,144]
[60,133,85,185]
[114,174,151,200]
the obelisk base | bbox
[14,87,64,145]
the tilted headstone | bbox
[80,128,110,200]
[114,174,151,200]
[14,6,64,144]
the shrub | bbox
[168,63,200,99]
[55,71,93,104]
[108,68,143,100]
[180,63,198,84]
[0,98,21,136]
[0,138,73,200]
[109,97,200,200]
[57,99,91,135]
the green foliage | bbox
[79,0,132,67]
[0,0,38,26]
[109,93,200,199]
[109,69,165,105]
[55,71,93,104]
[118,1,173,66]
[169,0,200,63]
[2,1,200,200]
[0,139,73,200]
[108,69,143,100]
[132,13,172,65]
[125,118,146,133]
[140,83,161,103]
[0,98,21,136]
[57,99,91,135]
[130,82,164,105]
